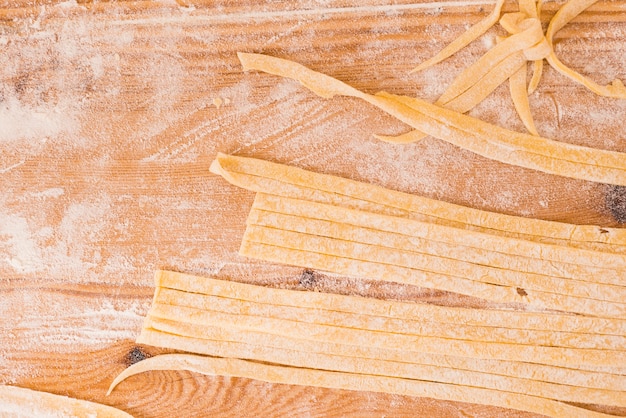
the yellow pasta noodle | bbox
[250,193,626,290]
[544,0,626,98]
[154,286,626,350]
[212,155,626,316]
[210,153,626,253]
[147,303,625,377]
[242,223,626,317]
[237,53,626,185]
[108,271,624,416]
[0,385,133,417]
[156,270,626,336]
[411,0,506,73]
[136,321,625,408]
[108,353,620,418]
[248,201,626,290]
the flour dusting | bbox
[1,2,625,409]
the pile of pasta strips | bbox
[108,154,626,417]
[109,0,626,415]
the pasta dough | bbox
[211,154,626,317]
[154,287,626,350]
[108,353,621,418]
[156,270,626,336]
[108,271,625,417]
[237,52,626,185]
[409,0,624,136]
[0,385,133,417]
[210,152,626,252]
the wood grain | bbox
[1,0,625,416]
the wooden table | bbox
[1,0,625,416]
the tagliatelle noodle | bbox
[525,0,544,94]
[156,271,626,337]
[499,11,548,136]
[112,270,624,413]
[509,63,539,135]
[247,200,626,293]
[249,194,626,296]
[140,315,626,408]
[210,153,626,252]
[0,385,134,417]
[545,0,626,98]
[147,302,626,380]
[145,319,626,393]
[377,87,626,169]
[440,52,526,112]
[108,353,622,418]
[237,53,626,185]
[437,16,544,106]
[147,271,626,384]
[243,224,626,316]
[146,316,622,371]
[382,51,527,144]
[240,237,625,318]
[411,0,506,73]
[410,0,623,133]
[154,287,626,350]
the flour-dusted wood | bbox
[2,0,626,416]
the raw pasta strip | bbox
[500,13,544,136]
[249,205,626,293]
[244,201,626,316]
[246,220,626,310]
[147,315,626,404]
[241,235,626,318]
[145,274,626,388]
[135,323,626,409]
[154,287,626,350]
[440,51,526,112]
[241,238,520,304]
[437,17,544,106]
[237,53,626,185]
[144,317,619,375]
[144,319,626,406]
[387,52,527,144]
[509,63,539,135]
[525,0,544,93]
[107,353,620,418]
[411,0,505,73]
[0,385,134,417]
[408,13,547,139]
[147,297,626,390]
[155,271,626,336]
[251,193,626,288]
[376,89,623,170]
[210,153,626,251]
[545,0,626,98]
[148,303,626,377]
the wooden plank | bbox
[1,0,625,416]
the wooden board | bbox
[1,0,625,416]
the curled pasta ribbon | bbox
[387,13,551,141]
[500,13,552,136]
[107,353,621,418]
[410,0,506,73]
[407,0,625,140]
[545,0,626,99]
[238,52,626,185]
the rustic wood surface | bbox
[1,0,625,416]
